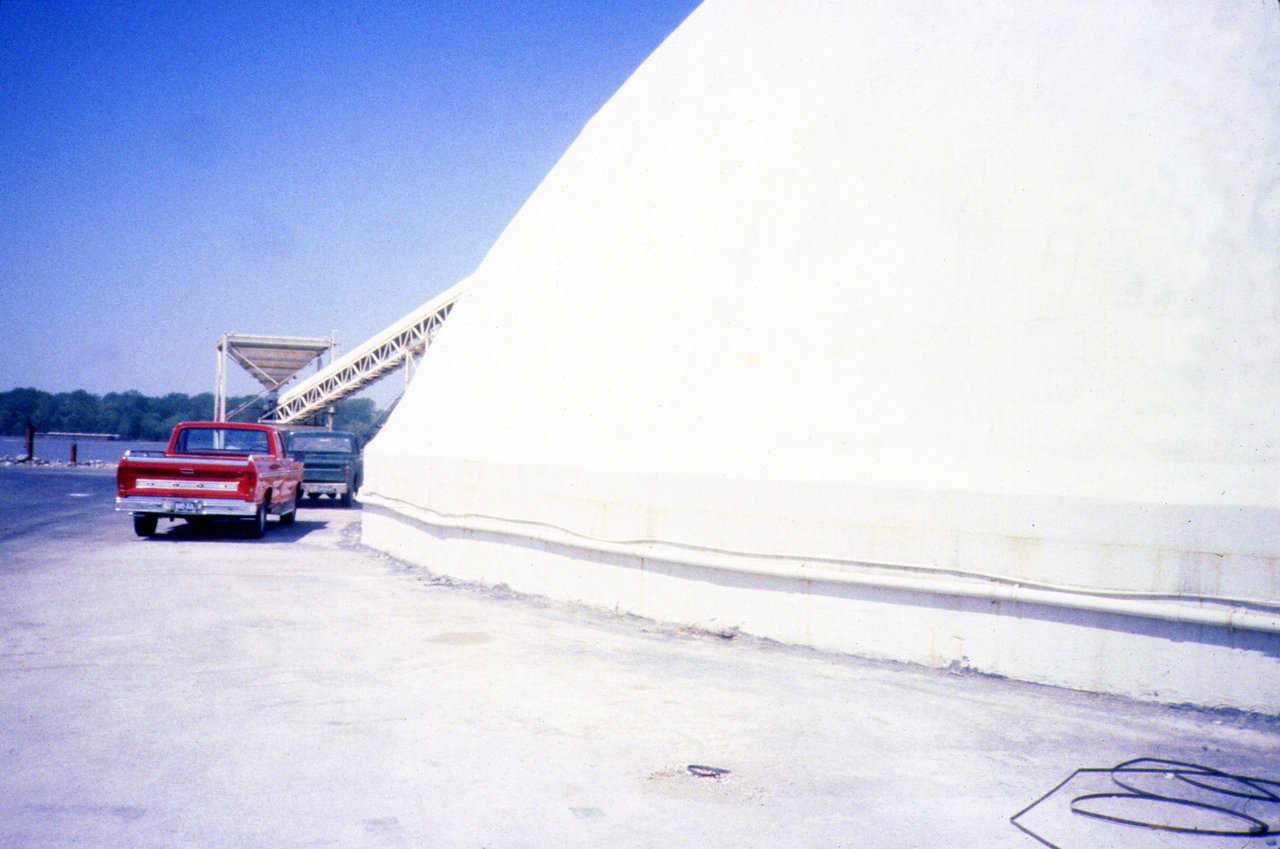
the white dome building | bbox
[363,0,1280,712]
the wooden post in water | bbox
[23,420,34,461]
[70,443,78,463]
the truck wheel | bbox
[279,503,296,526]
[246,502,267,538]
[133,514,158,537]
[340,489,353,508]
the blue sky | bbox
[0,0,699,404]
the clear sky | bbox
[0,0,700,405]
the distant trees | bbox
[331,396,377,433]
[0,388,381,441]
[0,388,46,436]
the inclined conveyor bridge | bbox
[215,279,466,425]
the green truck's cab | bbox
[285,430,363,507]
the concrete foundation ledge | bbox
[361,495,1280,716]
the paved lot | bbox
[1,466,1277,848]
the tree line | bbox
[0,388,380,442]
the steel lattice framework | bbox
[267,280,467,424]
[215,333,335,422]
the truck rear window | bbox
[288,434,354,452]
[176,427,270,454]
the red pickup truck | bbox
[116,421,303,538]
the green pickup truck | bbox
[285,430,363,507]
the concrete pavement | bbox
[1,467,1277,848]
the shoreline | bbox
[1,457,116,473]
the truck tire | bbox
[133,514,158,537]
[340,489,353,508]
[279,501,296,526]
[246,501,267,538]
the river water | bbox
[0,435,165,464]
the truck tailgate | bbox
[117,455,252,496]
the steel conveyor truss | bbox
[267,279,467,424]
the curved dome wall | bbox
[364,0,1280,711]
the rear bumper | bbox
[301,482,349,496]
[116,495,257,518]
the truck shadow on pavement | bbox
[137,517,328,542]
[296,496,360,509]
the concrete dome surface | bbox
[363,0,1280,712]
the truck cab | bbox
[285,429,363,507]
